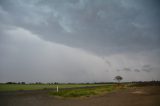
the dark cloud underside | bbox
[0,0,160,82]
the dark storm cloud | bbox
[0,0,159,55]
[0,0,160,82]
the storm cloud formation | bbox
[0,0,160,82]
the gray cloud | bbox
[116,69,121,72]
[142,65,152,72]
[134,69,140,72]
[0,0,159,55]
[123,68,132,72]
[0,0,160,82]
[104,60,112,67]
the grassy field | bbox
[0,83,128,97]
[0,83,110,92]
[50,85,124,97]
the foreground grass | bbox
[50,85,124,97]
[0,84,109,92]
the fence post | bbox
[57,85,59,92]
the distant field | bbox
[0,84,110,92]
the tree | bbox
[114,76,123,83]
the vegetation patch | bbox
[0,83,109,92]
[50,85,119,98]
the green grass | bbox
[0,84,54,91]
[0,84,109,92]
[50,85,120,97]
[0,84,128,97]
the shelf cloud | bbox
[0,0,160,82]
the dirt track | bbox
[0,86,160,106]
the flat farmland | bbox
[0,83,109,92]
[0,84,160,106]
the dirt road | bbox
[0,86,160,106]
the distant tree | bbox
[35,82,43,84]
[114,76,123,83]
[54,82,58,85]
[21,82,26,84]
[6,82,17,84]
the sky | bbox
[0,0,160,83]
